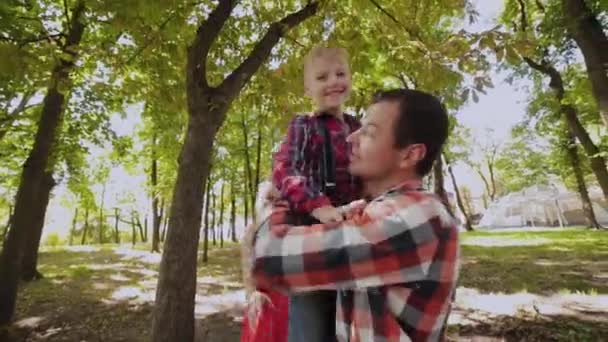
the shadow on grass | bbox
[460,229,608,294]
[447,309,608,341]
[1,245,244,342]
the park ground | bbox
[1,228,607,341]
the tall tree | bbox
[561,0,608,127]
[443,154,473,231]
[0,1,86,323]
[218,182,225,248]
[562,127,601,228]
[151,133,161,252]
[152,2,319,340]
[21,173,55,281]
[523,56,608,201]
[230,180,237,243]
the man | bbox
[252,89,459,341]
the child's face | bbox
[304,56,351,112]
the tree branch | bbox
[63,0,71,28]
[123,5,190,65]
[0,33,65,46]
[217,1,319,106]
[188,0,239,90]
[367,0,423,42]
[516,0,528,32]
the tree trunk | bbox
[21,173,56,281]
[151,133,162,252]
[252,120,263,221]
[2,205,13,242]
[98,184,106,244]
[524,57,608,202]
[151,3,319,340]
[433,155,454,216]
[202,175,211,264]
[563,129,601,228]
[243,177,249,227]
[230,180,237,243]
[114,208,120,244]
[81,207,89,245]
[161,207,169,242]
[211,191,216,246]
[240,112,254,220]
[219,182,225,248]
[562,0,608,127]
[131,213,137,246]
[69,208,78,246]
[0,1,85,324]
[135,213,146,242]
[443,155,474,231]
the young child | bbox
[241,47,361,342]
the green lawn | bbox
[2,229,607,341]
[450,228,608,341]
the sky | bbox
[40,0,531,239]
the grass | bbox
[2,228,607,341]
[3,243,244,341]
[459,228,608,294]
[449,228,608,341]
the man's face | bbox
[304,56,351,111]
[347,101,404,180]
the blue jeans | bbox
[288,291,337,342]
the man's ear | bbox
[398,144,426,170]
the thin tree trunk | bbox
[98,184,106,244]
[69,208,78,246]
[433,155,454,216]
[161,207,169,242]
[144,215,148,242]
[135,213,146,242]
[444,155,473,231]
[81,207,89,245]
[2,205,13,242]
[524,57,608,202]
[202,175,211,264]
[21,173,55,281]
[240,112,254,219]
[219,183,225,248]
[114,208,120,244]
[0,1,86,324]
[151,154,161,251]
[244,179,249,227]
[561,0,608,127]
[252,120,263,221]
[563,129,601,228]
[230,180,237,243]
[131,213,137,246]
[151,132,161,252]
[211,191,216,246]
[151,3,319,340]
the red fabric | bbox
[240,289,289,342]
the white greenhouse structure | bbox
[479,185,608,228]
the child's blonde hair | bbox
[303,46,350,82]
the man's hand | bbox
[311,205,344,223]
[340,199,367,219]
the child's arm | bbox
[272,115,333,215]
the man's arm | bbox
[272,115,332,214]
[252,194,455,292]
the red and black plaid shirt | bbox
[252,180,460,341]
[272,113,361,214]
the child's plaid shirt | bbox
[252,180,460,341]
[272,113,361,213]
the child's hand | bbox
[311,205,344,223]
[340,199,367,219]
[246,290,273,331]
